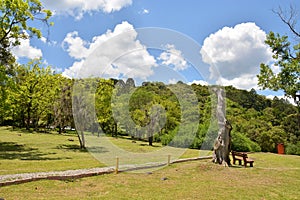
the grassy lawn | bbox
[0,126,102,175]
[0,126,299,199]
[0,127,202,175]
[0,153,299,200]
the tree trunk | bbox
[81,131,85,148]
[212,88,232,166]
[77,131,86,149]
[58,125,62,134]
[148,135,153,146]
[26,104,31,130]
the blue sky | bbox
[11,0,300,99]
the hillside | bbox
[1,76,299,155]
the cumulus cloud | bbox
[11,37,42,60]
[41,0,132,20]
[216,74,258,90]
[168,78,178,84]
[158,44,188,71]
[200,22,273,89]
[62,31,89,59]
[266,95,296,105]
[62,21,157,79]
[188,80,209,86]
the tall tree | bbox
[8,59,56,130]
[0,0,52,66]
[53,76,74,134]
[73,79,97,148]
[95,78,116,136]
[257,5,300,99]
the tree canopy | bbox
[0,0,52,66]
[257,6,300,99]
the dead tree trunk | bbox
[212,88,232,166]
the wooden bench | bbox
[231,151,254,167]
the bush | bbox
[231,131,261,152]
[285,142,300,155]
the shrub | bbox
[285,142,300,155]
[231,131,261,152]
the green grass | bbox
[0,126,102,175]
[0,126,299,199]
[108,135,207,158]
[0,127,202,175]
[0,154,299,200]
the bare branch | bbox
[273,5,300,38]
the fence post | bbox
[115,157,119,174]
[167,155,171,166]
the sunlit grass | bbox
[0,153,299,200]
[0,126,102,175]
[0,127,205,175]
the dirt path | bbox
[0,156,212,187]
[0,167,115,187]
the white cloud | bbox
[188,80,209,86]
[139,9,149,14]
[143,9,149,14]
[62,31,89,59]
[11,37,42,60]
[158,44,188,71]
[62,21,157,79]
[41,37,47,43]
[200,22,273,89]
[266,94,296,105]
[216,74,258,90]
[168,78,178,84]
[41,0,132,20]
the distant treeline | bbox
[0,60,299,155]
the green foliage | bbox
[0,72,298,154]
[225,86,271,111]
[257,31,300,98]
[0,0,52,65]
[231,131,261,152]
[285,142,300,155]
[6,59,58,130]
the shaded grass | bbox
[0,153,299,200]
[0,126,102,175]
[108,135,208,158]
[0,127,202,175]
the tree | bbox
[211,88,232,166]
[0,0,52,122]
[73,79,97,148]
[0,0,52,66]
[53,77,74,134]
[7,59,57,130]
[111,79,136,137]
[95,78,117,137]
[257,5,300,99]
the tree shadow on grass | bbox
[139,143,161,148]
[87,146,109,154]
[56,144,88,153]
[56,144,109,154]
[0,142,69,160]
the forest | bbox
[0,58,299,155]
